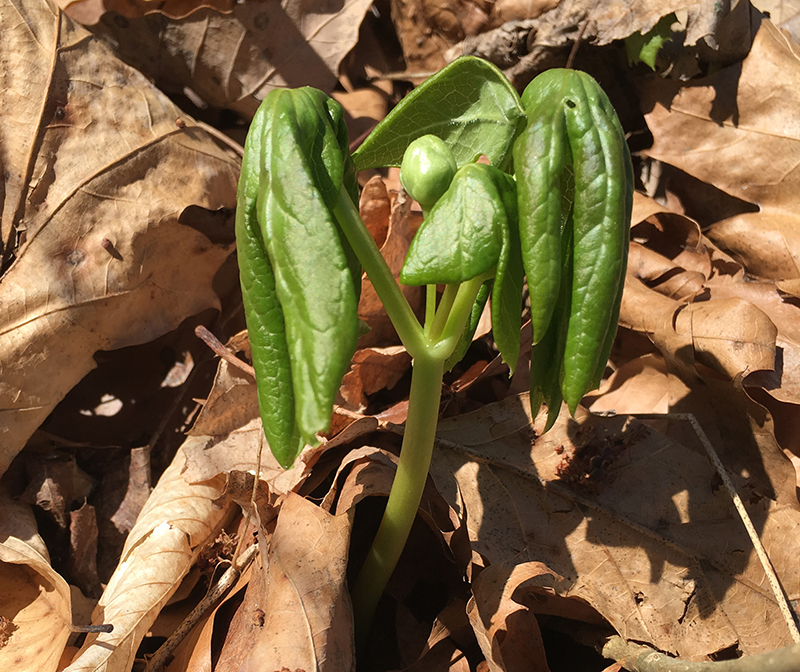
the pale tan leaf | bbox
[428,394,800,657]
[0,489,72,672]
[643,19,800,280]
[0,0,238,479]
[62,445,232,672]
[653,297,777,380]
[240,493,354,672]
[587,354,691,415]
[85,0,375,116]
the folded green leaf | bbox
[560,74,632,412]
[489,172,524,374]
[353,56,526,172]
[238,88,361,468]
[515,71,575,346]
[444,280,492,373]
[516,69,632,421]
[400,163,507,286]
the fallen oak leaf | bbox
[427,394,800,657]
[0,0,239,479]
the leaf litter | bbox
[2,0,800,669]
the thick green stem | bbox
[334,186,427,357]
[351,353,444,647]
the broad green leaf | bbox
[238,87,360,468]
[400,163,506,286]
[353,56,526,171]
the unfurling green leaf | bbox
[400,163,507,286]
[353,56,526,172]
[237,88,360,468]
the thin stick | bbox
[143,543,258,672]
[602,635,800,672]
[566,18,590,69]
[194,325,255,377]
[620,412,800,643]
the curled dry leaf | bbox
[358,177,424,347]
[340,346,412,410]
[0,489,72,672]
[184,336,380,497]
[0,0,239,478]
[240,492,354,672]
[587,353,691,416]
[428,394,800,657]
[467,562,551,672]
[86,0,375,117]
[62,445,232,672]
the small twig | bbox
[70,623,113,633]
[602,635,800,672]
[195,119,245,157]
[608,411,800,644]
[143,543,258,672]
[565,18,590,69]
[194,325,255,378]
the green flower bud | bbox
[399,134,457,209]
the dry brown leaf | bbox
[467,562,551,672]
[62,445,232,672]
[642,19,800,278]
[85,0,375,117]
[340,346,412,410]
[60,0,233,23]
[0,489,72,672]
[240,492,354,672]
[358,177,424,347]
[0,0,238,478]
[428,394,800,657]
[654,297,777,381]
[587,353,691,415]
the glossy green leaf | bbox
[560,73,632,413]
[515,70,575,345]
[353,56,526,172]
[400,163,506,286]
[490,172,524,374]
[238,87,360,468]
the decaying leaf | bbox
[240,492,354,672]
[467,562,551,672]
[358,176,424,347]
[0,0,239,478]
[63,445,232,672]
[643,18,800,274]
[85,0,376,117]
[428,394,800,658]
[0,489,72,672]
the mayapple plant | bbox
[236,57,633,643]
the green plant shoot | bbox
[235,57,633,646]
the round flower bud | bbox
[399,135,457,210]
